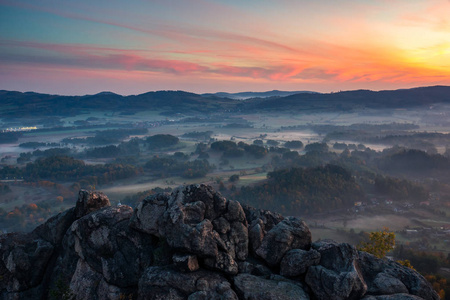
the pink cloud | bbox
[0,40,209,75]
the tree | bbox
[358,227,395,258]
[146,134,179,149]
[284,140,304,149]
[229,174,240,182]
[305,142,328,153]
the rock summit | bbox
[0,185,439,299]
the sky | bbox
[0,0,449,95]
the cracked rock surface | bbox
[0,185,439,300]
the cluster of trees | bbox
[145,155,213,178]
[233,164,363,215]
[371,132,450,148]
[425,275,448,299]
[1,156,141,185]
[146,134,179,149]
[15,138,142,164]
[374,175,428,202]
[304,142,329,153]
[210,140,268,159]
[281,122,419,134]
[181,131,213,140]
[333,142,366,150]
[62,128,147,145]
[222,123,253,128]
[0,131,22,143]
[16,148,72,164]
[0,199,66,232]
[392,244,450,275]
[84,138,140,158]
[377,149,450,174]
[19,142,61,148]
[284,140,304,149]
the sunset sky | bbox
[0,0,449,95]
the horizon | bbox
[1,84,449,97]
[1,0,449,95]
[0,84,450,97]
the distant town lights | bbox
[2,126,37,132]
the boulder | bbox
[243,205,284,254]
[129,193,169,236]
[362,294,427,300]
[358,251,439,300]
[305,240,367,300]
[32,207,76,246]
[255,217,311,267]
[138,266,238,300]
[233,273,309,300]
[370,273,409,295]
[136,184,249,275]
[280,249,321,277]
[70,205,155,288]
[0,233,53,293]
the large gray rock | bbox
[280,249,321,277]
[362,294,427,300]
[70,205,155,288]
[0,185,442,300]
[242,205,284,232]
[0,190,111,299]
[33,207,76,246]
[132,184,249,275]
[233,273,310,300]
[138,266,238,300]
[358,251,439,300]
[305,240,367,300]
[0,233,53,294]
[255,217,311,267]
[243,205,284,254]
[370,273,409,295]
[129,193,169,236]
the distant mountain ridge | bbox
[241,85,450,111]
[0,85,449,118]
[202,90,318,100]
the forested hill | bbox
[1,85,449,117]
[0,90,238,117]
[233,165,364,216]
[241,85,450,111]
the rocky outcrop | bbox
[305,240,367,300]
[0,184,440,300]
